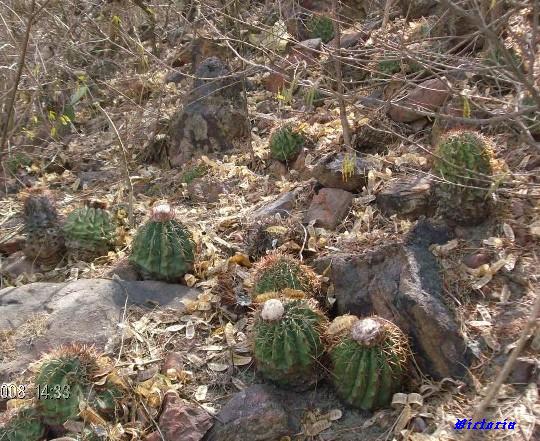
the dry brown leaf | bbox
[207,362,229,372]
[304,418,332,436]
[229,252,252,268]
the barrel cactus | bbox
[307,15,334,43]
[34,344,102,425]
[269,125,306,163]
[22,188,65,265]
[252,253,320,298]
[63,202,116,259]
[253,299,326,387]
[0,407,45,441]
[129,203,195,281]
[329,315,409,411]
[433,130,493,225]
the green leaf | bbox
[70,85,88,106]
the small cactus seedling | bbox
[22,188,65,265]
[63,202,116,259]
[0,407,45,441]
[269,125,306,163]
[307,15,335,43]
[129,204,195,281]
[433,130,493,225]
[329,315,409,410]
[253,299,326,387]
[34,344,102,425]
[252,253,320,297]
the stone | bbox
[0,251,37,279]
[376,176,433,218]
[161,351,184,375]
[156,391,213,441]
[165,57,249,167]
[313,221,471,379]
[462,253,492,269]
[506,357,538,384]
[388,78,451,123]
[186,176,228,204]
[205,383,378,441]
[0,279,200,382]
[204,384,289,441]
[0,234,25,256]
[304,188,353,230]
[399,0,438,19]
[251,190,299,220]
[106,258,140,281]
[312,152,377,192]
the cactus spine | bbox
[329,316,409,410]
[0,407,45,441]
[433,130,493,225]
[129,204,195,281]
[251,253,320,298]
[253,299,326,387]
[63,203,116,259]
[269,125,305,163]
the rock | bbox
[165,57,249,167]
[0,279,200,382]
[506,357,538,384]
[186,176,228,203]
[329,30,366,49]
[106,258,140,281]
[462,253,491,269]
[251,190,299,220]
[165,70,184,84]
[204,384,290,441]
[312,153,378,192]
[388,78,451,123]
[0,251,37,279]
[156,391,213,441]
[313,221,471,379]
[399,0,438,19]
[205,383,378,441]
[304,188,353,230]
[376,176,433,218]
[352,116,399,152]
[161,351,184,375]
[0,234,25,256]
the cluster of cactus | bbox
[307,15,335,43]
[251,253,320,298]
[327,315,409,410]
[22,189,65,266]
[0,344,123,441]
[249,249,411,410]
[433,130,493,225]
[269,125,306,162]
[129,203,195,281]
[63,202,116,259]
[0,407,45,441]
[253,298,326,388]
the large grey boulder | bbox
[314,221,471,379]
[0,279,200,382]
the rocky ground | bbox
[0,1,539,440]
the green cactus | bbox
[269,125,305,162]
[129,203,195,281]
[91,381,123,415]
[307,15,335,43]
[0,407,45,441]
[63,204,116,258]
[433,130,493,225]
[34,344,101,425]
[252,253,319,297]
[329,316,409,410]
[253,299,326,387]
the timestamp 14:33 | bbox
[1,383,71,400]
